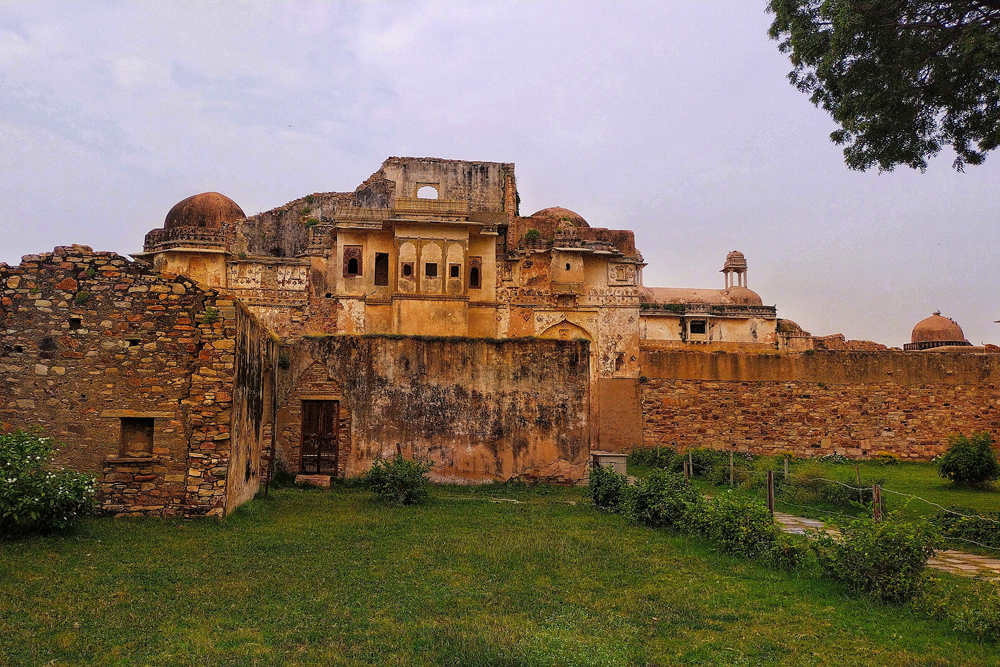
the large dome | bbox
[911,311,967,344]
[164,192,245,230]
[529,207,590,230]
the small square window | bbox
[120,417,154,456]
[450,264,460,279]
[689,320,707,336]
[425,263,438,278]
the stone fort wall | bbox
[640,350,1000,459]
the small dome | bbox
[529,207,590,230]
[720,286,763,306]
[164,192,245,230]
[723,250,747,271]
[911,311,967,344]
[776,319,803,334]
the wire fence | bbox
[641,452,1000,555]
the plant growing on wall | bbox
[202,307,220,324]
[524,228,541,242]
[0,430,95,537]
[74,292,91,306]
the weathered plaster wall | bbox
[278,335,591,483]
[225,303,277,513]
[641,350,1000,459]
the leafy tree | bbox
[767,1,1000,171]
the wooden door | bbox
[300,400,339,474]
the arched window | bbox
[417,185,438,199]
[347,257,359,275]
[469,267,480,289]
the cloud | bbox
[1,0,999,346]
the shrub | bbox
[202,307,220,324]
[913,578,1000,640]
[627,445,676,470]
[73,291,91,306]
[778,462,884,511]
[0,430,95,537]
[930,506,1000,550]
[937,432,1000,486]
[524,228,541,242]
[589,464,628,512]
[363,453,433,506]
[699,491,780,560]
[811,515,942,603]
[624,470,703,531]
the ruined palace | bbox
[3,157,998,517]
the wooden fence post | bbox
[784,456,789,483]
[873,484,882,522]
[684,461,690,485]
[767,470,774,517]
[688,448,693,476]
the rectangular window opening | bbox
[119,417,154,457]
[689,320,707,336]
[449,264,460,279]
[374,253,389,286]
[401,262,414,278]
[425,262,438,278]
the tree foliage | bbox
[767,1,1000,171]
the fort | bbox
[2,157,996,516]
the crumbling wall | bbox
[641,349,1000,459]
[277,335,591,483]
[0,246,263,517]
[225,303,277,512]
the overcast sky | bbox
[2,1,997,347]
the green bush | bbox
[524,228,541,242]
[930,506,1000,550]
[363,454,433,506]
[624,470,703,531]
[812,515,942,603]
[937,432,1000,486]
[0,430,95,537]
[778,462,884,511]
[589,464,628,512]
[913,578,1000,641]
[627,445,676,470]
[699,491,780,560]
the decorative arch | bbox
[539,319,593,342]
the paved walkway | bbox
[771,511,1000,581]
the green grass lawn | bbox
[1,484,997,666]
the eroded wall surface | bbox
[641,350,1000,459]
[277,335,591,483]
[0,246,265,517]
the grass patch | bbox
[0,485,997,666]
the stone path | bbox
[772,511,1000,581]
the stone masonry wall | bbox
[641,350,1000,459]
[277,335,591,483]
[0,245,259,517]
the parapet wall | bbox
[278,335,591,483]
[640,350,1000,459]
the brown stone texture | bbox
[0,245,272,517]
[277,335,592,484]
[641,350,1000,459]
